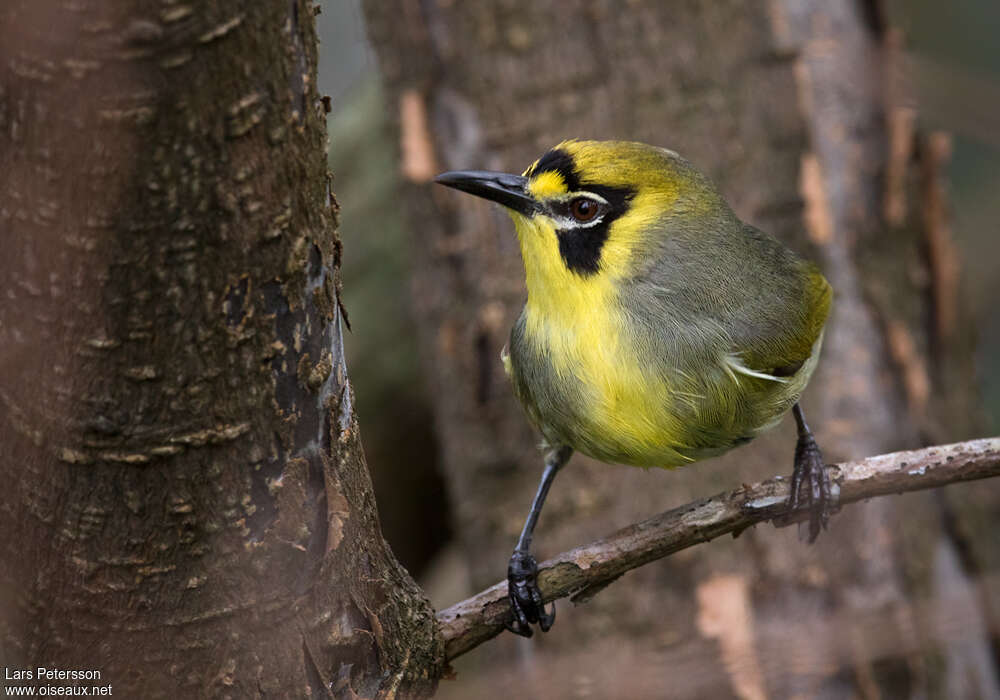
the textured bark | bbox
[0,1,441,698]
[365,1,995,697]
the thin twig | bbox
[437,437,1000,661]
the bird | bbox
[434,139,833,637]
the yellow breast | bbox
[515,213,690,466]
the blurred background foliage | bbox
[888,0,1000,434]
[316,2,448,578]
[317,0,998,590]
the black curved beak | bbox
[434,170,539,217]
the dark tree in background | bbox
[0,1,440,697]
[365,0,997,697]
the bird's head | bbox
[435,140,728,285]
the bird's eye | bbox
[570,197,600,223]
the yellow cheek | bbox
[527,171,568,199]
[599,191,677,278]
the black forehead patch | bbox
[528,148,581,191]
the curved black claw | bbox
[789,429,832,543]
[504,550,555,637]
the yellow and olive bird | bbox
[435,140,833,637]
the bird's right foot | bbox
[505,549,555,637]
[789,419,833,543]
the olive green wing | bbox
[696,222,831,378]
[628,221,831,376]
[732,258,831,378]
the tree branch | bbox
[437,437,1000,660]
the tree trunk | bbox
[365,1,996,697]
[0,1,441,697]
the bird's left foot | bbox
[505,549,555,637]
[789,426,833,543]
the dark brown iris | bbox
[570,197,599,222]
